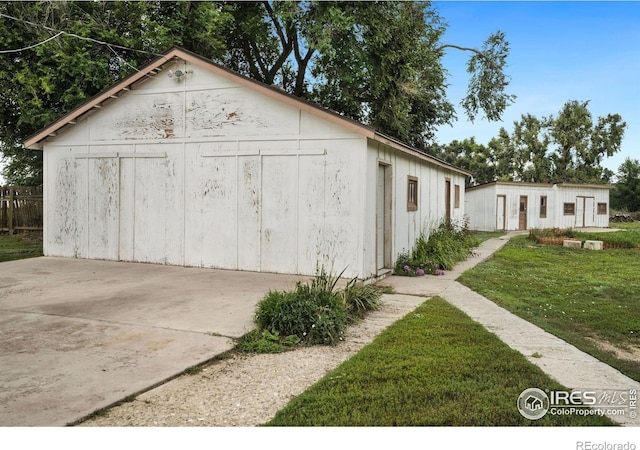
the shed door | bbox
[576,196,595,228]
[445,179,451,221]
[518,196,528,230]
[584,197,595,227]
[376,164,391,271]
[576,197,585,227]
[496,195,506,231]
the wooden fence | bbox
[0,186,43,233]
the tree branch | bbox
[435,43,502,71]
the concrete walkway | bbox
[379,232,640,426]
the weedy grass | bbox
[0,233,43,262]
[265,297,614,426]
[458,232,640,382]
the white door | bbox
[576,197,585,227]
[585,197,595,227]
[496,195,506,231]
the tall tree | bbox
[457,100,626,185]
[611,158,640,212]
[222,1,515,150]
[437,138,495,186]
[0,1,232,185]
[548,100,625,183]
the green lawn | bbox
[265,297,613,426]
[0,233,43,262]
[458,228,640,382]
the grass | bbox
[458,226,640,382]
[0,232,43,262]
[265,297,614,426]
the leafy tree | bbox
[0,1,232,185]
[222,1,516,150]
[437,138,495,186]
[549,100,625,183]
[458,100,626,185]
[611,158,640,212]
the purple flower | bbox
[434,269,445,276]
[416,268,425,276]
[403,265,411,271]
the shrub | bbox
[250,267,383,350]
[394,219,479,276]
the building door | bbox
[376,163,392,272]
[445,179,451,222]
[576,197,585,227]
[518,196,528,230]
[585,197,595,226]
[575,196,595,227]
[496,195,506,231]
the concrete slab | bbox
[0,257,306,426]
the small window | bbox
[540,196,547,218]
[407,176,418,211]
[597,203,608,215]
[564,202,575,215]
[454,184,460,208]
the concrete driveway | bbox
[0,257,306,426]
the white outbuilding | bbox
[25,47,469,280]
[465,181,612,231]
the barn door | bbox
[518,196,528,230]
[87,157,120,260]
[376,163,392,272]
[496,195,506,231]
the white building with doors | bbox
[465,181,612,231]
[25,47,469,280]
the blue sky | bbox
[433,1,640,175]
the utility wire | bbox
[0,11,163,57]
[0,31,64,54]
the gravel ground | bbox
[79,293,426,427]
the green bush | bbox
[394,219,479,276]
[249,267,382,351]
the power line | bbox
[0,31,63,54]
[0,11,163,57]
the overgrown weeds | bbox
[394,219,480,276]
[242,267,382,353]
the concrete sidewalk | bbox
[379,232,640,426]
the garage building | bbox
[25,47,468,280]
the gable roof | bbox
[24,46,470,176]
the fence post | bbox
[8,186,14,234]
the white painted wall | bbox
[362,140,467,279]
[466,182,611,231]
[43,59,367,278]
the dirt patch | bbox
[585,337,640,362]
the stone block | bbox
[584,240,603,250]
[563,239,582,249]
